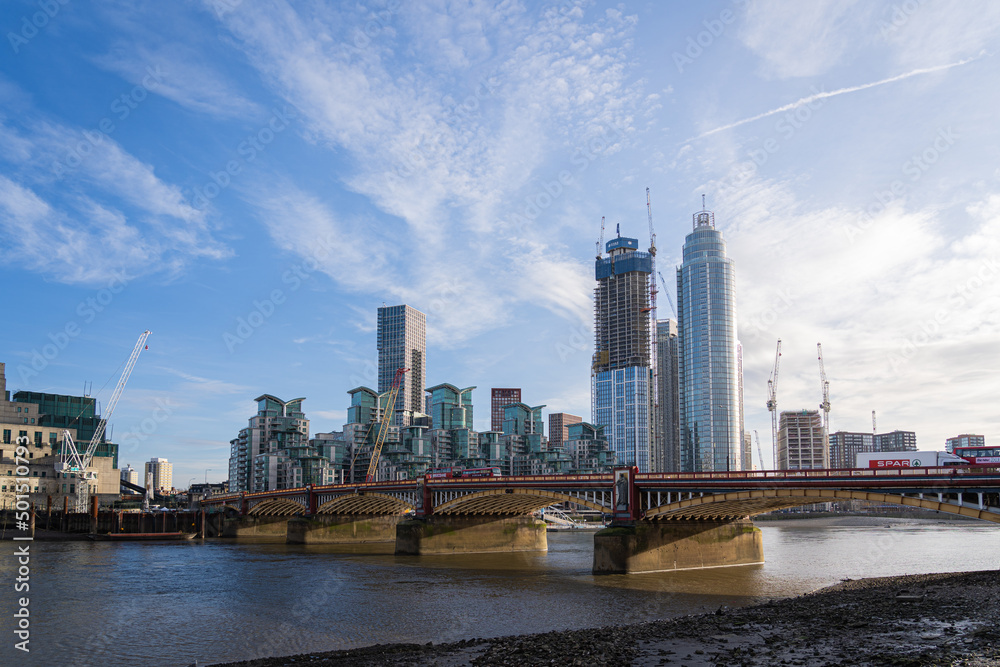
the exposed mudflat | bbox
[211,569,1000,666]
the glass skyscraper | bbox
[677,206,743,471]
[592,235,653,472]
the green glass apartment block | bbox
[426,383,475,430]
[501,403,545,436]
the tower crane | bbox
[872,410,877,436]
[365,367,409,483]
[766,338,782,469]
[595,216,605,258]
[646,188,659,467]
[657,271,678,319]
[817,343,831,433]
[57,330,151,513]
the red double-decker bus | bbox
[953,446,1000,466]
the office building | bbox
[677,204,742,472]
[145,457,173,492]
[830,431,873,469]
[654,319,680,471]
[490,388,521,432]
[874,430,916,453]
[777,410,827,470]
[548,412,582,451]
[592,232,654,472]
[945,434,985,453]
[377,304,426,426]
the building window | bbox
[2,430,9,444]
[34,432,42,446]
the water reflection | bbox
[7,518,997,667]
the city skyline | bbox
[2,2,999,484]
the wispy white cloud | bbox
[212,1,646,344]
[93,41,262,120]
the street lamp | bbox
[188,476,196,491]
[204,468,212,486]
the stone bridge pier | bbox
[592,519,763,573]
[395,515,547,555]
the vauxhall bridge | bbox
[201,465,1000,573]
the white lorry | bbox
[855,451,966,469]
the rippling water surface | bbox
[6,518,999,666]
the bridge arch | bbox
[247,498,307,516]
[643,489,1000,523]
[433,488,611,515]
[316,492,413,515]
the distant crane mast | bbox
[57,330,151,513]
[817,342,831,468]
[657,271,678,319]
[595,216,606,258]
[365,367,409,483]
[766,338,782,469]
[872,410,877,436]
[647,188,659,471]
[753,429,764,471]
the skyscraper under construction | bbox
[592,233,654,472]
[677,203,743,471]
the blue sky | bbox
[2,0,999,485]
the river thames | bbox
[6,518,999,666]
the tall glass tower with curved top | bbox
[676,206,743,472]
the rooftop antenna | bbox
[702,193,706,211]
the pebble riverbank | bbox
[211,569,1000,666]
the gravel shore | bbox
[211,569,1000,666]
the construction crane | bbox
[595,216,605,258]
[872,410,877,436]
[766,338,782,469]
[365,367,409,483]
[817,343,831,433]
[657,271,678,319]
[646,188,660,467]
[57,330,151,513]
[753,429,764,471]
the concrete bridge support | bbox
[287,514,400,544]
[593,519,763,574]
[395,515,547,555]
[220,515,290,541]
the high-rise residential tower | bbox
[677,203,743,471]
[377,304,426,426]
[654,319,680,471]
[548,412,582,450]
[592,233,654,472]
[777,410,827,470]
[490,388,521,432]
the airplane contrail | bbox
[681,52,987,144]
